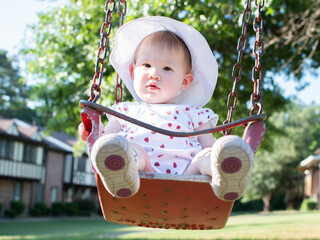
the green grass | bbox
[0,211,319,240]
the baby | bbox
[79,16,254,201]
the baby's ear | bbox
[180,73,194,90]
[129,64,135,80]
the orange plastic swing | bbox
[80,0,266,230]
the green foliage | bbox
[29,202,49,217]
[20,0,304,137]
[48,200,96,217]
[50,202,66,216]
[10,201,25,215]
[4,209,17,219]
[300,198,318,211]
[232,198,264,212]
[4,201,26,218]
[74,199,96,216]
[0,50,38,123]
[65,202,79,216]
[244,100,320,209]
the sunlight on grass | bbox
[0,211,319,240]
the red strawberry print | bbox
[199,122,203,126]
[170,136,174,139]
[160,144,165,148]
[158,154,164,158]
[166,169,171,174]
[173,162,177,168]
[124,107,128,111]
[176,110,179,114]
[144,137,149,142]
[154,162,160,166]
[174,116,177,120]
[167,111,172,115]
[185,107,190,111]
[168,123,172,127]
[176,125,181,129]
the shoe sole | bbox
[91,134,139,198]
[211,135,254,201]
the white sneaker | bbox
[211,135,254,201]
[91,134,140,198]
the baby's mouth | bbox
[147,83,160,90]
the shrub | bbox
[75,199,96,213]
[29,202,49,217]
[4,209,17,218]
[300,198,317,211]
[65,202,78,216]
[10,201,25,216]
[50,202,66,216]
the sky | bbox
[0,0,319,105]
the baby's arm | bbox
[195,121,216,148]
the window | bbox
[77,157,86,172]
[13,182,22,201]
[0,139,14,160]
[51,187,58,203]
[23,144,37,164]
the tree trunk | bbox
[263,193,272,212]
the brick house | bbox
[299,149,320,208]
[0,118,97,216]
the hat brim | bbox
[110,16,218,107]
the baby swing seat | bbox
[81,102,266,230]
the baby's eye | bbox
[163,66,173,71]
[143,63,151,68]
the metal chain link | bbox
[223,0,252,134]
[89,0,126,103]
[223,0,265,134]
[115,0,127,103]
[250,0,264,115]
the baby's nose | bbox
[148,67,160,80]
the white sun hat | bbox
[110,16,218,107]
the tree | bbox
[20,0,287,136]
[244,100,320,211]
[0,50,37,123]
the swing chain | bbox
[223,0,252,134]
[115,0,127,103]
[250,0,264,115]
[89,0,116,102]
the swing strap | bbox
[80,100,266,137]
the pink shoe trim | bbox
[105,155,125,171]
[224,192,239,201]
[117,188,133,198]
[221,157,242,174]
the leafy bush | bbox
[75,199,96,214]
[300,198,317,211]
[29,202,49,217]
[233,199,264,212]
[4,209,17,218]
[65,202,78,216]
[50,202,66,216]
[10,201,25,215]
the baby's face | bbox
[130,42,193,104]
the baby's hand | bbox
[78,123,89,141]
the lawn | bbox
[0,211,319,240]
